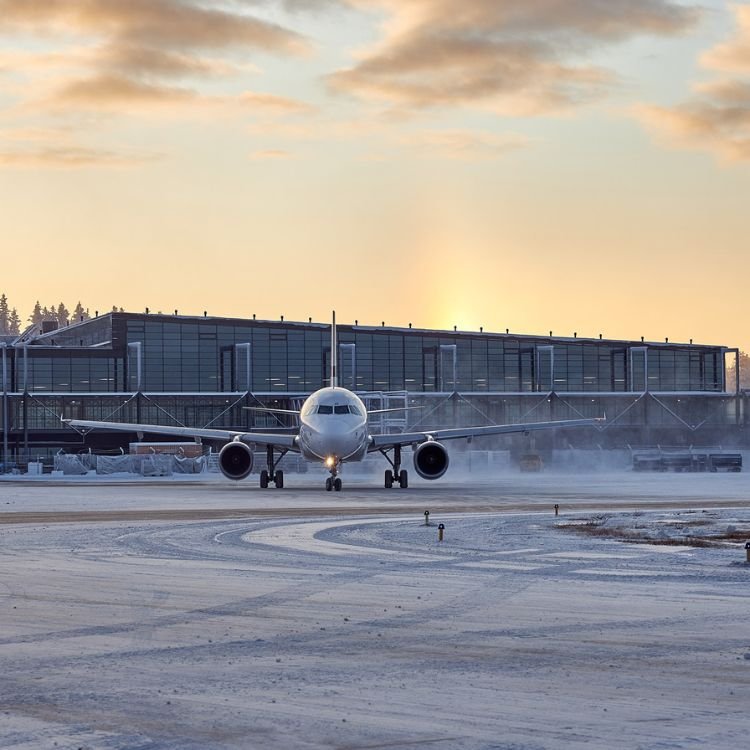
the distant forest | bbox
[0,293,124,336]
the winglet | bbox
[331,310,338,388]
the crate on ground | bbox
[708,453,742,472]
[630,446,742,473]
[129,442,203,458]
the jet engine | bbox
[413,440,449,480]
[218,441,254,480]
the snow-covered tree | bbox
[72,301,88,323]
[726,351,750,391]
[28,301,43,326]
[8,308,20,335]
[0,294,9,334]
[56,302,70,326]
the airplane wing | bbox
[368,417,603,450]
[63,419,299,450]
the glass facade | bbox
[12,313,725,395]
[19,352,119,392]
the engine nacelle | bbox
[413,440,449,480]
[218,441,254,480]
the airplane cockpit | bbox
[301,397,364,418]
[315,404,362,415]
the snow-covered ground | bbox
[1,474,749,748]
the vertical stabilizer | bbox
[331,310,337,388]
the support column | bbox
[1,344,8,473]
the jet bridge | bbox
[359,391,409,434]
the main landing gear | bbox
[381,445,408,489]
[260,445,287,489]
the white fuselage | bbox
[297,387,370,466]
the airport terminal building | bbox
[0,311,745,466]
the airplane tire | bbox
[384,469,393,489]
[275,470,284,489]
[260,469,269,489]
[325,477,333,491]
[334,477,342,492]
[399,469,408,488]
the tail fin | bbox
[330,310,337,388]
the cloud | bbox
[636,5,750,163]
[636,90,750,162]
[238,91,316,115]
[249,148,293,159]
[328,0,699,115]
[330,37,612,115]
[93,44,240,79]
[245,114,526,162]
[0,0,310,115]
[0,145,160,168]
[35,77,314,116]
[51,74,197,110]
[0,124,161,168]
[700,4,750,74]
[398,129,529,159]
[0,1,307,55]
[245,116,386,145]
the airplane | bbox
[64,312,603,491]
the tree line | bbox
[0,293,124,336]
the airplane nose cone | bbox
[316,424,359,456]
[326,436,354,455]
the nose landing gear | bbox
[325,476,342,492]
[325,457,343,491]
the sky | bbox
[1,0,749,349]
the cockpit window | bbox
[316,404,362,415]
